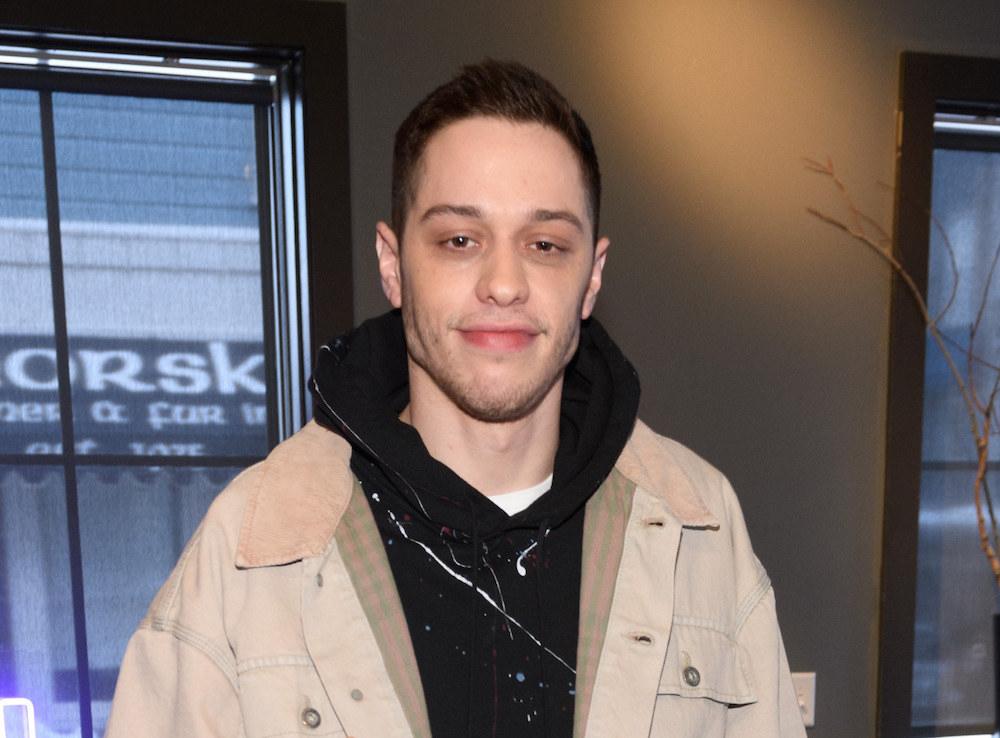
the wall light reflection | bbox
[0,698,36,738]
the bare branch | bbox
[927,212,961,325]
[807,157,1000,591]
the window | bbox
[0,3,351,736]
[880,52,1000,738]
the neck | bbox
[401,375,562,497]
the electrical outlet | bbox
[791,672,816,728]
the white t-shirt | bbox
[489,473,554,516]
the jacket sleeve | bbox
[105,489,247,738]
[716,461,806,738]
[728,582,807,737]
[105,623,243,738]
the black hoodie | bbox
[310,310,639,738]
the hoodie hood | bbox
[309,310,640,539]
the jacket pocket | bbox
[237,657,346,738]
[649,619,757,735]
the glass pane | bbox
[912,468,997,731]
[0,466,78,737]
[52,93,268,457]
[922,148,1000,466]
[912,147,1000,733]
[77,466,239,736]
[0,88,61,454]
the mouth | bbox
[457,323,540,352]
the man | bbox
[108,60,805,737]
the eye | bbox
[532,241,557,253]
[445,235,474,248]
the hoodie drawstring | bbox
[535,519,551,736]
[468,502,480,738]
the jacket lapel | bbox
[300,505,423,738]
[575,469,633,737]
[580,420,720,736]
[333,482,432,738]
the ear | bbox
[580,236,610,319]
[375,221,403,308]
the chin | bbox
[448,377,556,425]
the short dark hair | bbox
[391,59,601,241]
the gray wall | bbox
[339,2,1000,735]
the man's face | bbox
[376,117,609,424]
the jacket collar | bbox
[235,420,353,568]
[236,418,718,568]
[614,419,720,529]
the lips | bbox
[458,324,539,352]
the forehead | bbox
[411,117,590,226]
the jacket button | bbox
[316,573,324,587]
[683,666,701,687]
[350,688,364,701]
[301,707,322,728]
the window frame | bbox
[0,3,351,735]
[0,0,353,374]
[880,51,1000,737]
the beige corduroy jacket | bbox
[106,419,806,738]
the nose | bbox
[475,243,529,306]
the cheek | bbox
[561,271,597,320]
[401,274,453,333]
[400,266,432,308]
[547,296,586,343]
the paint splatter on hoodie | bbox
[310,310,639,738]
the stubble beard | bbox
[401,298,578,424]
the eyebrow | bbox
[533,208,584,234]
[419,204,584,234]
[419,204,483,222]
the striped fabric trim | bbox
[336,478,431,738]
[573,468,635,738]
